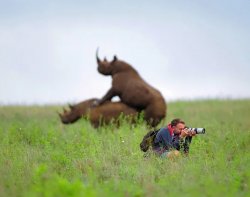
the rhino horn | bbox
[57,111,63,118]
[96,47,101,63]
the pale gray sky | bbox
[0,0,249,104]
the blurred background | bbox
[0,0,249,105]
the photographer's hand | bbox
[180,128,189,139]
[189,130,196,137]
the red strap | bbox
[167,124,174,136]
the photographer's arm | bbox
[159,128,172,149]
[179,128,193,154]
[183,136,192,154]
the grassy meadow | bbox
[0,99,249,197]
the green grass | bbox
[0,99,249,197]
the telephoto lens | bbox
[186,127,205,134]
[194,128,205,134]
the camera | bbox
[185,127,205,134]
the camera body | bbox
[186,127,205,134]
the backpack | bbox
[140,129,160,152]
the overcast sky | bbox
[0,0,249,105]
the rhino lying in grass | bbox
[58,98,138,128]
[95,49,167,127]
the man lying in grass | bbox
[145,118,196,159]
[140,118,201,158]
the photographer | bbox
[152,118,196,158]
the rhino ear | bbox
[68,103,75,110]
[112,55,117,62]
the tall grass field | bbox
[0,99,249,197]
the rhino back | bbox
[112,73,164,108]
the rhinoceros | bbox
[95,49,167,127]
[59,98,138,128]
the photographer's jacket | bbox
[152,124,192,155]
